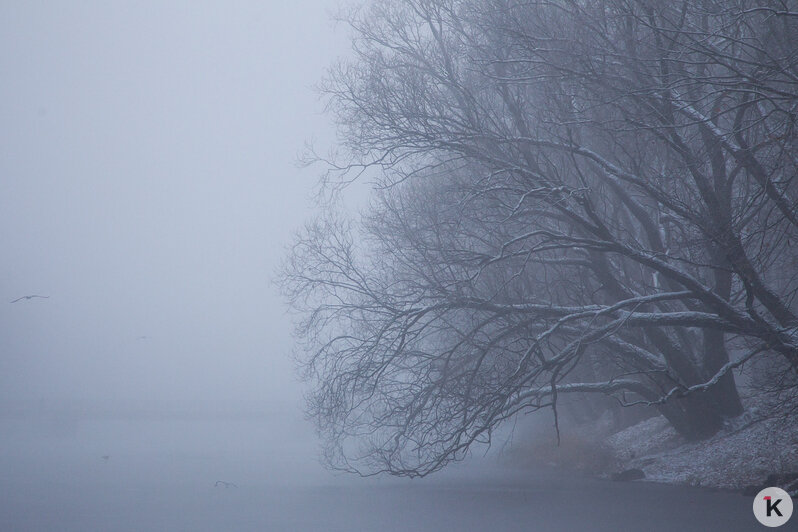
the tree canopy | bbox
[281,0,798,477]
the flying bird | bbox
[10,295,49,304]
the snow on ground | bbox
[503,393,798,494]
[605,407,798,491]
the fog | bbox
[0,0,343,523]
[0,2,790,531]
[0,1,341,415]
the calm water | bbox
[0,414,763,531]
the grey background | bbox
[0,0,345,418]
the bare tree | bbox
[281,0,798,477]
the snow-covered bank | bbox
[605,410,798,494]
[502,396,798,496]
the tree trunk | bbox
[657,392,725,441]
[702,329,743,417]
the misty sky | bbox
[0,1,347,414]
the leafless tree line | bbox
[280,0,798,476]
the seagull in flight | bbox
[10,295,49,304]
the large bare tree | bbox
[281,0,798,477]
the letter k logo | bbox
[765,496,783,518]
[754,487,792,527]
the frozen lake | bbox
[0,414,761,531]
